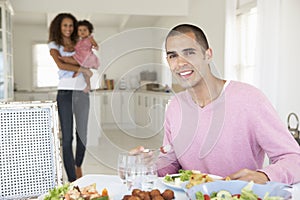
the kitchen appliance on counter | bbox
[139,70,158,90]
[119,78,127,90]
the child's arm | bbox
[89,36,99,50]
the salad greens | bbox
[195,181,284,200]
[178,169,193,181]
[44,183,70,200]
[43,183,109,200]
[164,169,193,182]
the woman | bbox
[48,13,93,182]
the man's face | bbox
[166,32,210,89]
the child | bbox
[60,20,100,93]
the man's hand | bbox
[129,146,145,155]
[129,146,158,165]
[228,169,269,184]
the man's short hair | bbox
[166,24,210,52]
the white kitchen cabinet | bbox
[0,0,13,101]
[149,94,167,133]
[134,92,151,128]
[101,90,135,130]
[100,91,115,127]
[98,90,172,135]
[134,91,172,133]
[119,91,135,129]
[87,92,102,146]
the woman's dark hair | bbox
[48,13,78,45]
[77,20,94,34]
[166,23,210,52]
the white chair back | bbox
[0,101,62,199]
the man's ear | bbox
[205,48,213,61]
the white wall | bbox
[277,0,300,121]
[99,28,167,88]
[13,24,46,91]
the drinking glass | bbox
[126,152,158,191]
[140,164,158,191]
[117,152,128,184]
[125,154,140,191]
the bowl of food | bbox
[183,180,291,200]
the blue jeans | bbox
[57,90,90,182]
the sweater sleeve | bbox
[251,90,300,184]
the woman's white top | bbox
[48,41,89,90]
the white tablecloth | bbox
[72,174,300,199]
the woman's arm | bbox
[50,48,93,77]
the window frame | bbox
[234,2,257,85]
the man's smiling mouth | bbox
[178,70,194,78]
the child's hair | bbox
[77,20,94,33]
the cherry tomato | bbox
[232,194,241,198]
[204,194,210,200]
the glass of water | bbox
[117,152,128,184]
[120,150,158,191]
[140,164,158,191]
[125,154,141,191]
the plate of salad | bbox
[39,174,128,200]
[162,170,222,190]
[40,183,109,200]
[183,180,291,200]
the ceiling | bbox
[12,11,162,31]
[9,0,189,31]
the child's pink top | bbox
[157,81,300,184]
[73,36,100,69]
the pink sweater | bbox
[157,81,300,184]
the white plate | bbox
[38,174,128,200]
[162,174,186,190]
[162,173,222,190]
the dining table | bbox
[68,174,300,200]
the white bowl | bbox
[183,180,291,200]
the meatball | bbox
[152,195,165,200]
[162,189,175,200]
[137,191,151,200]
[122,195,132,200]
[149,189,161,198]
[132,189,142,196]
[127,196,141,200]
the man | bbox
[133,24,300,184]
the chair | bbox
[0,101,62,199]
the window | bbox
[235,6,257,85]
[33,44,58,89]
